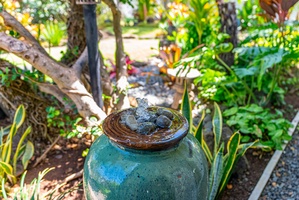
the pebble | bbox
[156,115,172,128]
[125,115,138,131]
[137,122,157,135]
[157,108,174,120]
[261,131,299,199]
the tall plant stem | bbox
[216,55,258,104]
[264,64,282,106]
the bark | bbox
[217,2,238,67]
[60,0,86,66]
[1,10,49,57]
[0,9,107,123]
[0,33,106,121]
[102,0,130,110]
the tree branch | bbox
[0,32,106,121]
[37,83,72,110]
[72,47,88,75]
[0,10,50,57]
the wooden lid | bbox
[102,107,189,151]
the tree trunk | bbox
[102,0,130,110]
[217,2,238,67]
[60,0,86,66]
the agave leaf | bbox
[1,125,11,137]
[20,170,27,189]
[1,178,8,199]
[2,123,16,163]
[202,140,213,165]
[0,128,3,146]
[194,110,205,144]
[0,161,13,176]
[218,132,241,195]
[22,141,34,170]
[13,126,32,173]
[237,140,258,157]
[208,144,224,200]
[14,105,26,130]
[213,102,222,155]
[181,81,192,132]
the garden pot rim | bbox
[102,106,189,151]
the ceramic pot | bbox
[83,107,208,200]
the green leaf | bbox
[240,104,263,113]
[218,132,241,194]
[237,139,258,157]
[1,125,11,137]
[180,81,192,132]
[214,43,233,54]
[213,102,222,155]
[202,140,213,165]
[2,178,8,199]
[241,135,251,143]
[13,126,32,173]
[2,123,16,163]
[208,144,224,200]
[234,67,258,79]
[253,125,263,138]
[257,49,284,90]
[282,134,292,141]
[0,161,13,176]
[254,141,274,151]
[194,111,205,144]
[223,107,238,117]
[22,141,34,170]
[14,105,26,130]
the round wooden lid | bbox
[102,107,189,151]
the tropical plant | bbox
[0,105,34,195]
[46,106,101,139]
[180,84,257,199]
[2,168,52,199]
[237,0,264,30]
[223,104,292,150]
[41,20,66,48]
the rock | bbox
[157,108,174,120]
[156,115,172,128]
[125,115,138,131]
[137,122,157,135]
[137,111,157,123]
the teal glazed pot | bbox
[83,107,208,200]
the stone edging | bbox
[248,111,299,200]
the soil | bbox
[1,91,297,200]
[1,36,299,199]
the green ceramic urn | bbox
[83,107,208,200]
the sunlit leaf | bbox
[14,105,25,130]
[22,141,34,170]
[213,102,222,155]
[181,81,192,132]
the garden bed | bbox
[0,89,296,200]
